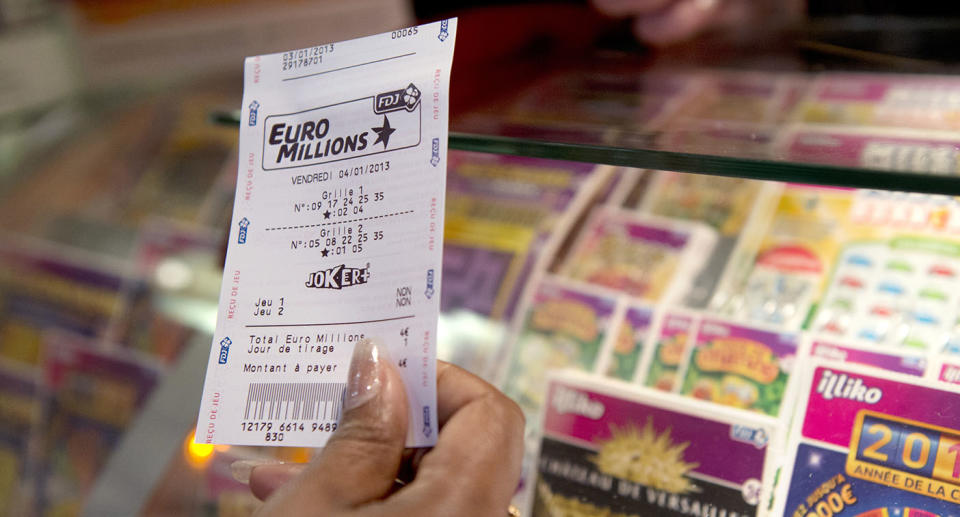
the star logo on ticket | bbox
[371,116,396,149]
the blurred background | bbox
[4,1,960,516]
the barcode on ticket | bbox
[243,382,346,421]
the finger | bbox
[394,361,495,482]
[633,0,719,46]
[435,360,504,425]
[592,0,674,17]
[377,364,525,516]
[253,339,409,515]
[247,463,306,501]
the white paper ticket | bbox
[196,19,457,448]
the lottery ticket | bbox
[442,151,604,320]
[667,72,806,125]
[808,337,928,377]
[710,185,856,330]
[196,19,457,448]
[677,316,801,418]
[775,360,960,517]
[559,207,717,305]
[778,125,960,176]
[599,302,654,382]
[506,71,696,135]
[0,360,42,516]
[501,276,619,418]
[810,236,960,351]
[638,309,700,393]
[37,331,159,515]
[847,190,960,235]
[0,237,128,366]
[500,276,621,512]
[793,73,960,131]
[532,370,781,517]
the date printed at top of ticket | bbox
[196,19,457,448]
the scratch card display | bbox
[643,311,698,393]
[560,208,716,305]
[532,371,779,517]
[502,278,617,418]
[777,362,960,517]
[680,317,800,417]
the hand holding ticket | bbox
[247,356,526,516]
[196,19,457,448]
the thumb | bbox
[252,338,409,513]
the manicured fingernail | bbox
[230,459,283,484]
[344,338,387,412]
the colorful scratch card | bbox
[642,311,699,393]
[37,332,159,516]
[602,304,654,382]
[560,208,715,304]
[532,370,780,517]
[795,74,960,131]
[502,278,617,418]
[679,317,800,417]
[777,362,960,517]
[0,362,41,516]
[809,338,927,377]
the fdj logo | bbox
[374,83,421,114]
[423,406,432,438]
[248,101,260,126]
[305,264,371,289]
[730,425,769,449]
[238,217,250,244]
[430,138,440,167]
[218,337,232,364]
[438,19,450,42]
[424,269,435,299]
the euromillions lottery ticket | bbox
[196,19,457,448]
[776,361,960,517]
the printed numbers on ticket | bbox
[196,19,457,448]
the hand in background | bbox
[246,341,525,517]
[592,0,804,46]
